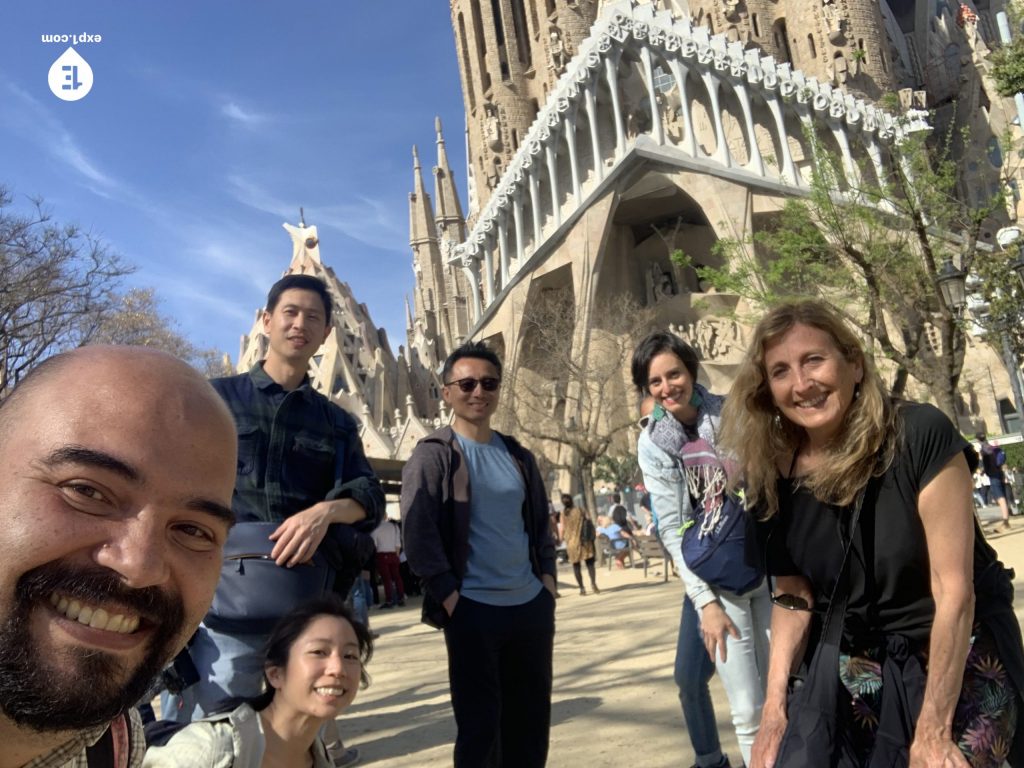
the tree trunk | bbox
[577,458,602,565]
[890,366,909,398]
[933,382,959,426]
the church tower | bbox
[450,0,600,216]
[407,119,473,365]
[674,0,897,100]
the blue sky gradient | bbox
[1,3,467,361]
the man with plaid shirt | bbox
[162,275,383,754]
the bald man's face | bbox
[0,351,237,733]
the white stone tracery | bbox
[448,0,929,323]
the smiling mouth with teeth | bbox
[314,686,348,697]
[48,592,141,634]
[798,395,828,408]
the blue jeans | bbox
[160,624,266,723]
[711,582,772,766]
[675,596,722,763]
[350,579,369,627]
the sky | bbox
[0,2,468,362]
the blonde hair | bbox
[720,300,896,518]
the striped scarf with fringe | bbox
[646,383,732,538]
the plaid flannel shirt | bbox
[25,709,144,768]
[210,363,383,531]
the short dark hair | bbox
[266,275,332,324]
[612,492,621,504]
[442,340,502,383]
[630,331,699,393]
[560,493,574,508]
[249,595,373,712]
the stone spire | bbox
[409,145,438,247]
[433,117,465,243]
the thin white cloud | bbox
[227,174,407,254]
[221,100,268,126]
[1,81,131,200]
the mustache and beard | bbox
[0,561,185,732]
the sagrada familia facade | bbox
[401,0,1024,478]
[233,0,1022,475]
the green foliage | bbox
[991,3,1024,98]
[593,453,639,489]
[991,39,1024,97]
[1004,441,1024,470]
[679,114,1014,420]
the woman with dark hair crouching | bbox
[143,595,373,767]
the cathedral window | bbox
[751,13,761,38]
[458,14,477,110]
[490,0,511,80]
[806,33,817,60]
[772,19,792,63]
[471,1,491,92]
[512,0,532,68]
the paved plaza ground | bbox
[339,506,1024,767]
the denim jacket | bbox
[637,429,717,609]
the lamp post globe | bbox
[936,258,968,313]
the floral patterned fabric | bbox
[840,625,1018,767]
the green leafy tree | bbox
[991,2,1024,97]
[593,453,640,490]
[675,119,1013,422]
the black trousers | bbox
[443,588,556,767]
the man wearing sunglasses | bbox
[402,341,558,768]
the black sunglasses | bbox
[765,529,811,612]
[444,376,501,393]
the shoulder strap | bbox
[818,479,873,648]
[85,713,131,768]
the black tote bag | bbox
[774,485,869,768]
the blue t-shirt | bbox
[456,432,543,606]
[598,522,629,549]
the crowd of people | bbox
[2,278,1023,768]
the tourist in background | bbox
[721,300,1024,768]
[561,492,600,595]
[371,517,405,608]
[634,330,769,768]
[978,432,1014,530]
[596,513,634,568]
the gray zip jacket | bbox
[400,426,556,626]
